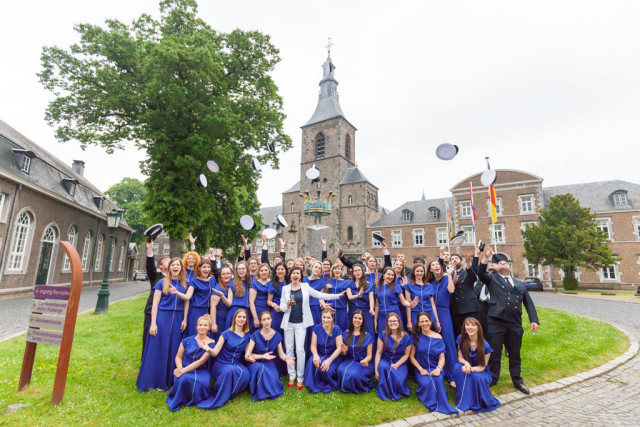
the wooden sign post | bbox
[17,241,83,405]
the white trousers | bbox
[284,322,307,382]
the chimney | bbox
[72,160,85,176]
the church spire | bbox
[303,42,347,127]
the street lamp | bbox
[94,209,123,314]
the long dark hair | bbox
[345,310,366,348]
[459,317,486,367]
[377,266,397,292]
[425,259,445,284]
[271,262,288,292]
[410,264,426,284]
[351,264,368,290]
[195,259,212,280]
[382,312,404,350]
[411,311,437,342]
[287,266,303,284]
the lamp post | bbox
[94,210,122,314]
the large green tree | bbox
[522,193,620,290]
[105,177,147,244]
[39,0,290,257]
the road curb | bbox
[382,318,639,427]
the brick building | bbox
[368,170,640,290]
[0,119,133,295]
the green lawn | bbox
[0,295,629,426]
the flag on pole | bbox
[469,181,477,232]
[445,198,454,239]
[488,184,498,223]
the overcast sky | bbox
[2,1,639,212]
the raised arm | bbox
[321,237,328,261]
[382,242,392,268]
[337,246,354,269]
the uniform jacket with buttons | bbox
[451,257,481,315]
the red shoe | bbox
[296,383,303,390]
[288,381,294,388]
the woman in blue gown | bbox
[454,317,500,413]
[305,308,344,393]
[325,263,351,331]
[336,310,374,393]
[375,312,413,401]
[245,310,295,401]
[249,263,271,331]
[404,264,439,331]
[347,264,376,340]
[210,265,232,341]
[182,250,200,282]
[305,261,330,358]
[223,261,253,330]
[197,309,251,409]
[375,267,418,335]
[410,312,459,415]
[394,259,410,330]
[137,258,188,391]
[267,262,288,375]
[185,260,216,337]
[166,314,216,411]
[427,259,457,387]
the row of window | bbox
[315,132,351,159]
[6,209,125,275]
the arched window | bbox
[345,134,351,159]
[290,201,295,212]
[81,232,92,271]
[347,226,354,240]
[316,132,325,157]
[348,195,353,205]
[402,209,413,223]
[7,211,34,271]
[43,225,59,243]
[94,234,104,271]
[62,225,78,272]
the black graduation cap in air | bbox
[144,223,164,242]
[372,233,385,242]
[449,230,465,245]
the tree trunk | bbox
[169,236,184,258]
[562,266,579,290]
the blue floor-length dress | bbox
[413,334,459,414]
[166,336,215,411]
[267,280,287,376]
[349,276,376,340]
[251,280,270,330]
[336,331,374,393]
[375,283,404,334]
[396,277,409,330]
[136,279,186,391]
[305,277,328,359]
[248,329,285,401]
[404,282,436,327]
[197,330,250,409]
[211,282,231,341]
[433,275,457,382]
[225,280,253,331]
[376,332,413,401]
[186,276,216,337]
[453,336,500,413]
[305,324,343,393]
[326,278,350,331]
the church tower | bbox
[282,51,383,259]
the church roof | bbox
[303,55,356,129]
[372,197,453,227]
[542,180,640,212]
[283,180,300,193]
[340,167,376,188]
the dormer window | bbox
[402,209,413,223]
[612,191,628,207]
[93,196,105,210]
[62,178,79,197]
[428,207,440,220]
[11,148,36,174]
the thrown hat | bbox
[276,214,288,227]
[372,233,385,242]
[240,215,255,230]
[491,253,509,264]
[268,142,275,153]
[206,160,220,173]
[252,157,261,171]
[435,143,459,161]
[197,174,208,188]
[305,164,320,182]
[481,169,497,186]
[144,223,163,242]
[263,228,278,239]
[449,230,465,245]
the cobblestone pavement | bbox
[387,292,640,427]
[0,281,149,342]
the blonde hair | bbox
[234,261,250,297]
[229,308,249,333]
[162,257,186,294]
[197,313,213,328]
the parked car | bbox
[523,277,543,292]
[132,270,148,281]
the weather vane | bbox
[326,37,333,56]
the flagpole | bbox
[485,157,498,254]
[470,180,477,247]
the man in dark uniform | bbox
[450,251,481,339]
[142,240,170,354]
[477,246,540,394]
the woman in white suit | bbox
[280,266,346,389]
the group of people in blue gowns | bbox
[136,245,501,415]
